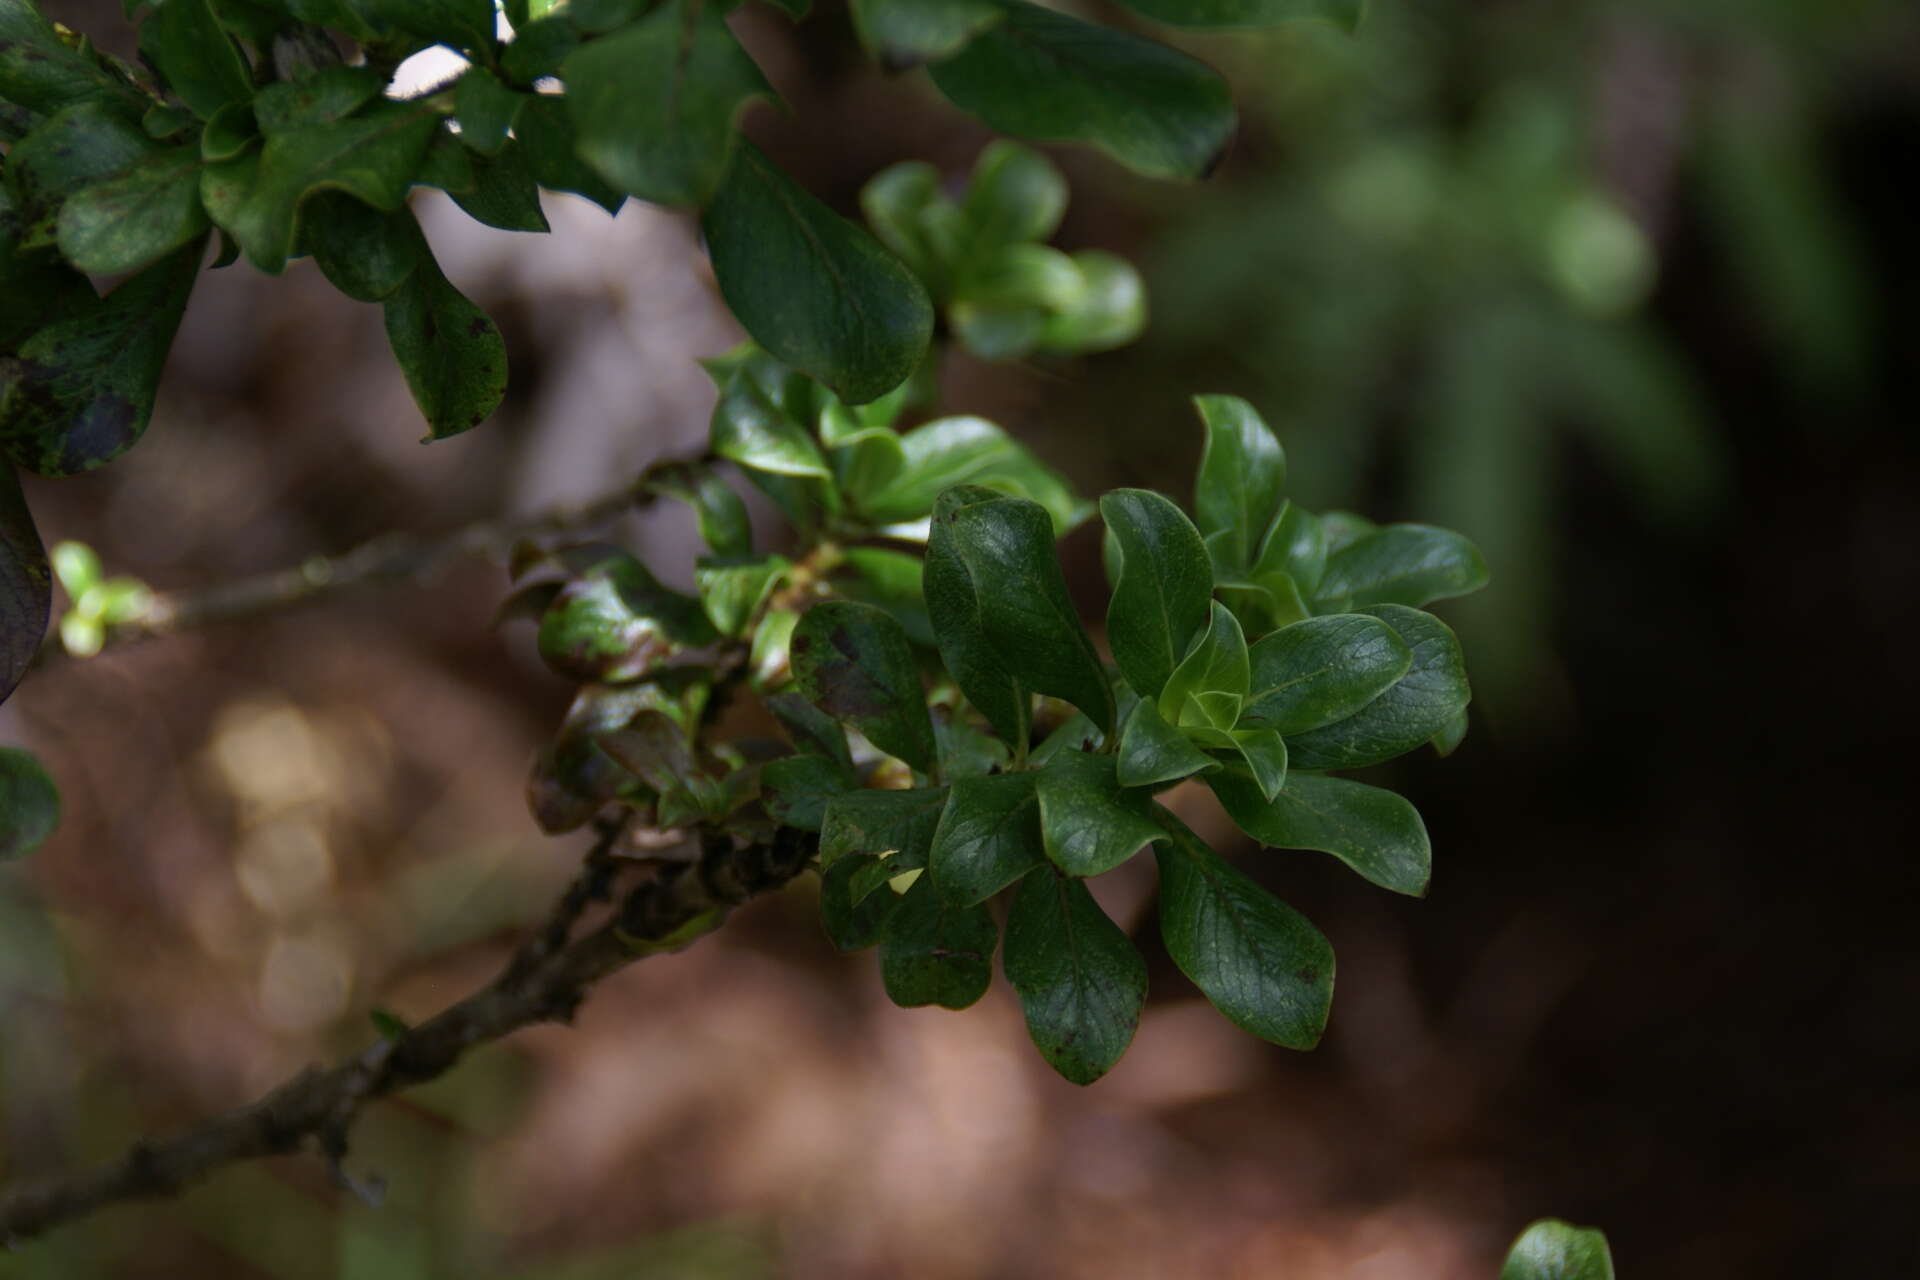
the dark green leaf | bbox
[1193,393,1285,567]
[502,14,583,82]
[929,0,1235,182]
[1037,749,1160,877]
[54,146,206,276]
[709,368,831,479]
[1249,499,1326,598]
[820,854,901,951]
[765,689,854,771]
[879,873,997,1009]
[703,143,933,406]
[0,222,94,353]
[1004,866,1145,1083]
[1210,771,1429,896]
[1153,809,1332,1048]
[928,771,1042,904]
[1430,706,1469,757]
[924,485,1030,749]
[0,745,58,859]
[1315,524,1490,610]
[1157,599,1248,732]
[1285,604,1471,771]
[140,0,253,120]
[931,706,1010,779]
[1500,1219,1616,1280]
[562,0,773,207]
[819,785,948,870]
[7,102,157,249]
[250,66,385,134]
[694,553,787,637]
[859,415,1083,532]
[306,194,420,301]
[1241,613,1411,735]
[347,0,497,52]
[381,226,508,439]
[837,546,933,647]
[415,125,476,194]
[851,0,1002,67]
[513,95,624,213]
[200,101,257,163]
[941,490,1113,732]
[1114,0,1358,31]
[1101,488,1212,704]
[1,239,201,477]
[818,402,906,504]
[1115,696,1216,789]
[594,708,695,793]
[448,140,550,232]
[1219,726,1286,801]
[763,753,850,831]
[0,466,49,702]
[760,0,811,18]
[0,0,148,117]
[645,461,751,557]
[536,551,717,682]
[452,67,525,156]
[791,601,937,774]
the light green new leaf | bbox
[1220,725,1286,801]
[0,745,58,860]
[1210,771,1429,896]
[562,0,773,207]
[851,0,1003,68]
[1192,394,1286,567]
[929,0,1236,182]
[1037,750,1161,877]
[1500,1219,1616,1280]
[1315,524,1488,610]
[929,770,1043,904]
[1284,604,1470,771]
[1115,696,1216,789]
[1153,809,1332,1048]
[1036,250,1145,354]
[709,367,831,479]
[1101,488,1212,703]
[694,553,788,637]
[924,485,1030,749]
[1114,0,1360,32]
[382,228,507,439]
[1158,600,1248,732]
[1004,867,1146,1083]
[1241,613,1410,735]
[704,144,933,406]
[879,873,998,1009]
[0,466,50,702]
[791,601,937,775]
[819,785,949,871]
[139,0,253,121]
[56,145,207,276]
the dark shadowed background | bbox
[4,0,1918,1275]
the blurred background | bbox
[5,0,1920,1274]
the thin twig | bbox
[0,823,816,1245]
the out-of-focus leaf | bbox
[1114,0,1359,32]
[595,708,696,794]
[1284,604,1470,771]
[452,67,525,156]
[0,746,58,859]
[924,485,1030,749]
[1500,1219,1615,1280]
[1036,250,1144,353]
[513,95,625,214]
[139,0,253,120]
[851,0,1002,67]
[964,140,1066,249]
[381,225,508,438]
[1101,488,1212,703]
[448,141,550,233]
[55,146,208,275]
[928,770,1042,904]
[0,466,50,702]
[1240,612,1410,735]
[348,0,498,52]
[791,601,936,774]
[0,0,149,117]
[837,546,932,646]
[695,553,788,637]
[647,462,752,558]
[1004,867,1145,1083]
[879,873,997,1009]
[709,367,831,479]
[1210,771,1430,896]
[1036,749,1160,877]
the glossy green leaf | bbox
[859,416,1083,532]
[1210,771,1428,896]
[1101,488,1212,703]
[1153,810,1332,1048]
[449,141,550,233]
[1004,867,1146,1083]
[0,239,201,477]
[0,466,49,702]
[761,752,850,831]
[1037,750,1160,877]
[924,485,1030,749]
[851,0,1001,67]
[646,462,752,557]
[1193,393,1285,567]
[1285,604,1471,771]
[1114,0,1360,32]
[1500,1219,1616,1280]
[7,102,157,249]
[1241,613,1411,735]
[1315,524,1490,610]
[348,0,498,52]
[452,67,524,156]
[819,854,901,951]
[139,0,252,120]
[306,194,420,301]
[53,145,206,276]
[929,1,1235,182]
[382,228,508,439]
[1319,511,1376,554]
[562,0,773,207]
[1250,499,1327,597]
[512,95,624,213]
[791,601,937,774]
[928,771,1042,905]
[1157,600,1248,732]
[1115,696,1216,789]
[819,785,948,871]
[0,745,58,859]
[1221,726,1287,801]
[709,367,831,479]
[704,144,933,406]
[695,553,788,637]
[879,873,997,1009]
[0,0,148,117]
[536,551,717,682]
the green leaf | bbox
[851,0,1002,67]
[837,546,932,646]
[1101,488,1212,704]
[1219,726,1287,801]
[940,490,1114,733]
[1036,750,1160,877]
[928,771,1043,905]
[819,785,948,871]
[348,0,498,52]
[924,485,1030,749]
[1,239,201,477]
[594,708,695,794]
[694,553,787,637]
[1115,696,1216,789]
[415,125,476,194]
[1192,393,1285,567]
[859,160,951,286]
[1157,600,1248,732]
[1284,604,1471,771]
[1114,0,1359,31]
[54,145,207,276]
[1240,613,1411,736]
[381,226,508,439]
[1430,706,1469,757]
[0,466,50,702]
[819,854,901,951]
[0,745,58,859]
[646,462,752,557]
[448,141,550,232]
[139,0,253,120]
[1035,250,1144,354]
[764,689,854,771]
[512,95,625,214]
[1315,524,1489,610]
[703,144,933,406]
[7,102,158,250]
[963,140,1066,249]
[536,551,717,682]
[200,101,257,163]
[0,0,149,117]
[1249,499,1327,598]
[859,416,1083,532]
[791,601,938,775]
[306,194,420,301]
[709,367,832,479]
[452,67,525,156]
[562,0,772,207]
[818,402,906,502]
[1153,810,1332,1049]
[928,0,1235,182]
[1004,867,1146,1083]
[1210,771,1429,896]
[1500,1219,1616,1280]
[249,66,384,134]
[761,752,850,831]
[205,100,439,274]
[879,873,997,1009]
